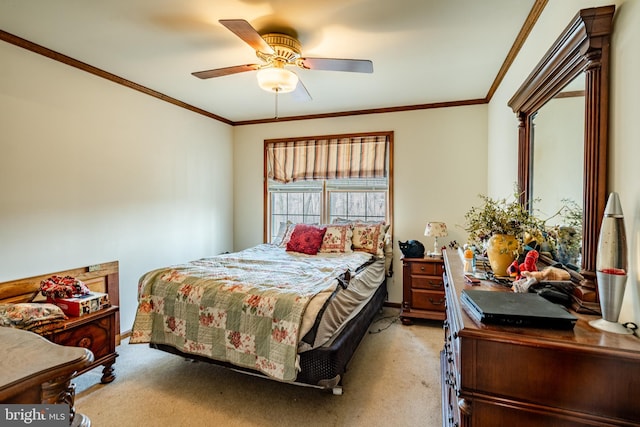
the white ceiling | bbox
[0,0,537,124]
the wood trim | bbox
[507,6,614,288]
[2,2,548,126]
[485,0,548,101]
[264,130,394,145]
[236,99,486,126]
[0,30,233,125]
[555,90,585,99]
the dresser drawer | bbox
[412,275,444,290]
[51,316,112,359]
[411,289,446,311]
[410,261,444,276]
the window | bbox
[264,132,393,242]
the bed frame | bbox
[151,279,387,395]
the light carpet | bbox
[74,308,443,427]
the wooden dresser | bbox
[401,256,446,324]
[441,250,640,427]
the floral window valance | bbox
[266,134,389,183]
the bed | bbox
[130,221,390,394]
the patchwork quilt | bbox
[130,244,372,381]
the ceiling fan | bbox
[191,19,374,101]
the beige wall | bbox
[0,42,235,331]
[489,0,640,327]
[233,106,488,303]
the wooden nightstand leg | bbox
[100,361,116,384]
[400,316,413,326]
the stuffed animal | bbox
[506,250,539,280]
[522,266,571,282]
[507,260,520,278]
[398,240,425,258]
[517,250,539,280]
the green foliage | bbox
[541,198,583,263]
[464,192,545,250]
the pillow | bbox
[286,224,328,255]
[278,222,296,248]
[352,222,387,257]
[319,224,354,253]
[272,221,292,246]
[332,217,352,224]
[383,229,393,274]
[333,218,391,234]
[0,303,67,330]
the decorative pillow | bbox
[278,222,296,248]
[272,221,292,246]
[0,303,67,330]
[352,222,387,257]
[384,230,394,274]
[319,224,354,253]
[286,224,328,255]
[332,217,352,224]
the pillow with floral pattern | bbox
[319,224,354,253]
[0,303,67,329]
[286,224,328,255]
[352,222,387,257]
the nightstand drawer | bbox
[410,262,444,276]
[411,289,446,311]
[51,316,112,359]
[412,275,444,290]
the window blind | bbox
[266,135,388,183]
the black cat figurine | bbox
[398,240,425,258]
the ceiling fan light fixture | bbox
[256,67,298,93]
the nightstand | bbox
[41,306,119,383]
[401,256,445,324]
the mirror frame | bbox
[508,6,614,287]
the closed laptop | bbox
[461,289,577,330]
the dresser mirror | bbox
[531,74,584,222]
[508,6,614,287]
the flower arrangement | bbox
[464,192,545,252]
[40,275,90,299]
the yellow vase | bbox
[486,234,519,277]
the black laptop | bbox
[461,289,577,330]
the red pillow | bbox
[286,224,327,255]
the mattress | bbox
[298,257,385,352]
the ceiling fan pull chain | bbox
[274,88,279,119]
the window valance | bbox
[266,135,389,183]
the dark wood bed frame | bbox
[152,279,388,395]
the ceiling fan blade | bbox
[300,58,373,73]
[219,19,274,55]
[192,64,261,79]
[291,78,312,102]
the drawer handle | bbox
[427,280,441,288]
[429,297,445,306]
